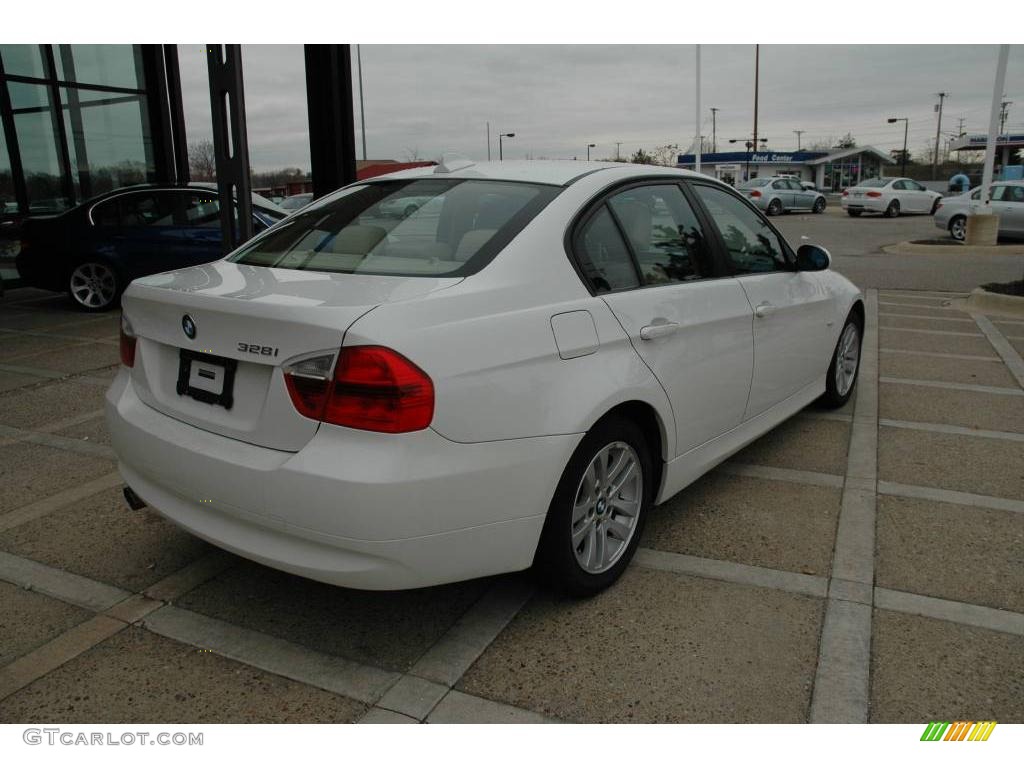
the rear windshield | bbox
[738,178,771,188]
[858,178,888,188]
[229,178,560,277]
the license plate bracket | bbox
[176,349,237,410]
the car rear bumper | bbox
[841,197,886,213]
[106,369,581,590]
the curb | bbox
[964,288,1024,318]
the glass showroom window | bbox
[8,80,69,213]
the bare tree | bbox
[188,139,217,181]
[402,147,422,162]
[650,144,682,167]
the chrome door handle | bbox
[754,302,775,319]
[639,321,680,341]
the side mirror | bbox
[796,243,831,271]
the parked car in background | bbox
[108,160,862,595]
[280,193,314,211]
[841,177,942,218]
[377,193,437,218]
[737,176,827,215]
[16,184,286,311]
[934,181,1024,241]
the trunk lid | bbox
[121,261,461,451]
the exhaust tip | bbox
[122,486,147,511]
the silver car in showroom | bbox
[934,181,1024,241]
[737,176,827,216]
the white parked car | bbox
[841,177,942,218]
[107,161,863,595]
[934,181,1024,241]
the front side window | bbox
[230,178,558,277]
[990,186,1009,202]
[692,184,789,275]
[576,206,640,293]
[1010,186,1024,203]
[182,192,220,227]
[907,180,926,191]
[607,184,712,284]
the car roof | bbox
[361,160,705,187]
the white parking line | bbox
[634,548,828,598]
[972,314,1024,390]
[0,550,130,611]
[878,481,1024,514]
[719,462,845,489]
[874,588,1024,636]
[878,326,984,338]
[811,288,878,724]
[879,348,1001,362]
[426,689,558,724]
[143,605,401,705]
[879,376,1024,396]
[878,301,959,311]
[0,423,115,460]
[0,471,123,533]
[879,312,975,323]
[879,418,1024,442]
[410,576,535,688]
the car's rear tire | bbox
[767,198,783,216]
[847,210,862,217]
[535,415,653,596]
[821,312,863,409]
[884,200,900,218]
[68,259,121,312]
[813,197,826,214]
[949,215,967,242]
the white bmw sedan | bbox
[841,176,942,218]
[107,161,863,595]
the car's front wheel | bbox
[68,260,121,312]
[536,415,652,596]
[949,215,967,242]
[813,197,826,214]
[821,313,863,408]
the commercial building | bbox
[676,145,895,190]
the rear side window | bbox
[575,206,640,293]
[607,184,712,284]
[182,193,220,227]
[229,178,559,277]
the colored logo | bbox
[921,721,997,742]
[182,314,197,340]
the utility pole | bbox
[486,122,491,161]
[356,44,367,161]
[793,129,804,151]
[956,116,965,137]
[615,141,621,161]
[999,99,1012,134]
[710,107,718,153]
[695,44,701,174]
[933,91,947,179]
[753,45,760,154]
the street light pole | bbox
[586,143,596,161]
[710,107,718,153]
[753,44,760,154]
[486,121,491,162]
[933,91,948,179]
[793,130,804,151]
[888,117,909,176]
[499,132,515,161]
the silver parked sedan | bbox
[737,176,827,216]
[934,181,1024,241]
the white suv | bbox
[108,161,863,595]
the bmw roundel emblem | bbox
[182,314,197,340]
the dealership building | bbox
[676,145,895,190]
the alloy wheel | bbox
[570,441,642,574]
[950,217,966,242]
[835,323,860,397]
[69,262,117,309]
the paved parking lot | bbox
[1,218,1023,723]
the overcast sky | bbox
[176,44,1024,171]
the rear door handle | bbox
[639,321,680,341]
[754,302,775,319]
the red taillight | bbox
[866,191,882,198]
[119,315,136,368]
[749,190,762,198]
[841,190,849,197]
[284,346,434,433]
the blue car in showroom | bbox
[15,183,286,311]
